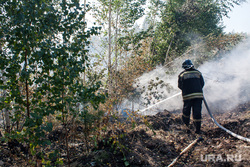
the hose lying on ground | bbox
[203,97,250,142]
[167,137,203,167]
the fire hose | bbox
[167,96,250,167]
[140,92,250,142]
[203,97,250,142]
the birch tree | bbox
[92,0,146,95]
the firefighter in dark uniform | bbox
[178,59,205,134]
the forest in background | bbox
[0,0,248,166]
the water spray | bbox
[137,92,181,113]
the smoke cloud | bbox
[200,37,250,112]
[124,37,250,115]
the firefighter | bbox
[178,59,205,134]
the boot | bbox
[194,121,201,134]
[182,115,191,134]
[182,115,190,127]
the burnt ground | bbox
[0,102,249,167]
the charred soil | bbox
[0,103,250,167]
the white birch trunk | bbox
[108,0,112,94]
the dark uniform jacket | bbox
[178,68,205,100]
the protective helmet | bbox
[182,59,194,69]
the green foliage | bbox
[0,0,105,165]
[151,0,245,65]
[0,0,246,166]
[77,81,107,152]
[119,28,150,51]
[95,0,146,28]
[119,0,147,28]
[92,0,147,60]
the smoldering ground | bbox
[122,37,250,115]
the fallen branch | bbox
[168,137,203,167]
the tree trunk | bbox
[108,0,112,94]
[2,70,10,133]
[25,49,30,118]
[114,7,119,75]
[165,39,173,64]
[83,0,87,85]
[3,106,10,133]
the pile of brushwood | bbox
[0,102,249,167]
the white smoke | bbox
[133,65,183,115]
[200,37,250,112]
[124,37,250,115]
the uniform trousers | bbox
[182,98,202,133]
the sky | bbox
[222,0,250,34]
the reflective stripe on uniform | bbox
[183,92,203,100]
[180,71,201,79]
[182,114,190,118]
[193,118,202,122]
